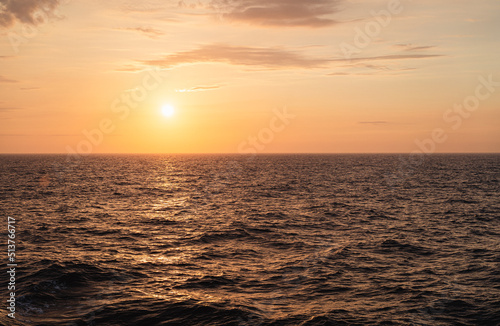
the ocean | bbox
[1,154,499,325]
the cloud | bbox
[328,45,443,75]
[140,44,331,69]
[328,63,417,76]
[358,121,388,124]
[175,85,222,92]
[209,0,341,28]
[121,1,171,14]
[0,75,17,83]
[356,63,391,71]
[332,53,444,63]
[0,106,20,112]
[20,86,40,90]
[0,133,81,136]
[115,65,146,72]
[116,26,165,39]
[136,44,442,72]
[328,71,375,76]
[394,44,436,52]
[0,106,20,120]
[0,0,62,28]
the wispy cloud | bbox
[208,0,342,28]
[0,0,62,28]
[328,44,443,75]
[328,71,378,76]
[140,44,331,69]
[120,1,171,14]
[20,86,40,90]
[115,26,165,39]
[394,44,436,52]
[0,133,81,137]
[135,43,443,72]
[356,63,391,71]
[0,106,20,112]
[175,85,222,92]
[358,121,388,124]
[332,53,444,63]
[0,75,17,83]
[328,63,417,76]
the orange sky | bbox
[0,0,499,153]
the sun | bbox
[161,104,175,118]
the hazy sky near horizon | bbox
[0,0,499,153]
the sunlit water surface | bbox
[1,154,499,325]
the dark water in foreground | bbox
[1,154,499,326]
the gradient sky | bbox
[0,0,499,153]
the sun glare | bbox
[161,104,175,118]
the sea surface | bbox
[0,154,499,326]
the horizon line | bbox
[1,152,499,155]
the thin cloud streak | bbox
[0,106,20,112]
[332,54,444,63]
[0,75,17,83]
[209,0,342,27]
[140,44,331,69]
[175,85,222,92]
[0,133,81,136]
[115,26,165,39]
[358,121,388,124]
[20,87,41,90]
[137,43,443,71]
[328,64,417,76]
[394,44,436,52]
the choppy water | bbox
[1,154,499,326]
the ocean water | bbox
[0,154,499,326]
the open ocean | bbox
[1,154,499,326]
